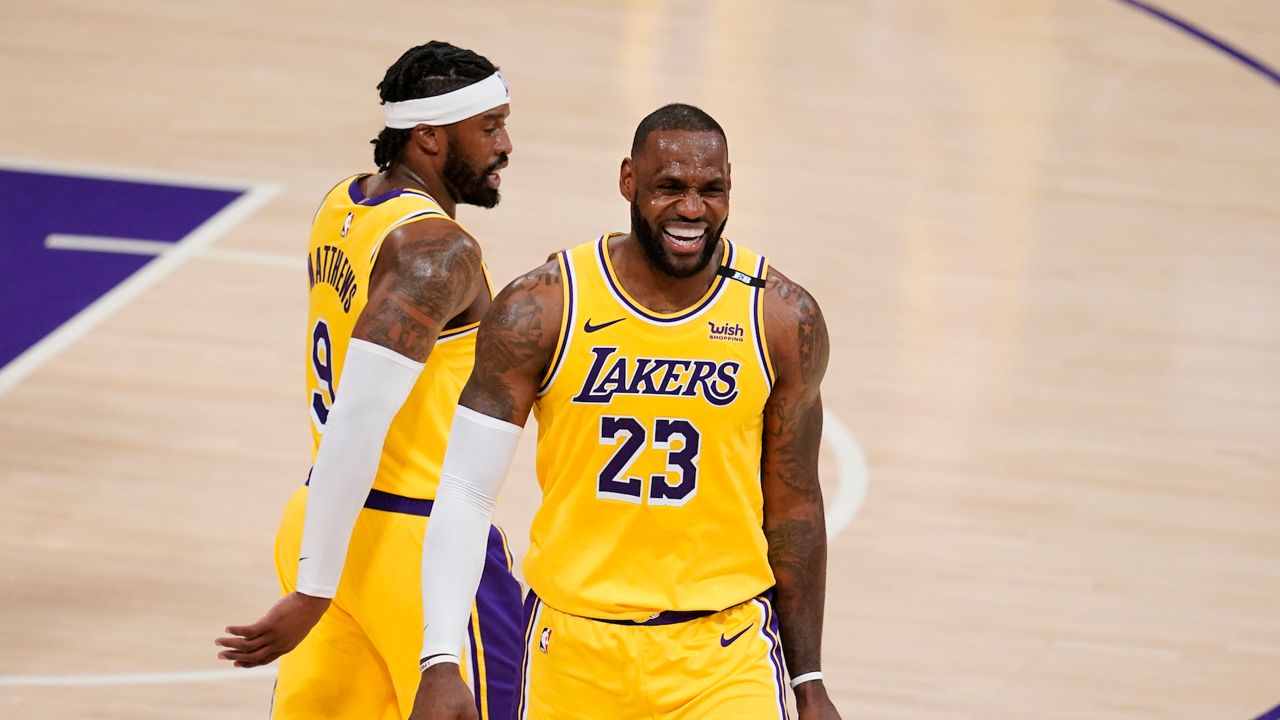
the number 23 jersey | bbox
[528,233,777,621]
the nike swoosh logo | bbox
[720,623,753,647]
[583,317,625,333]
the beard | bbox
[630,200,725,279]
[443,142,505,209]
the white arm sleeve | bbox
[420,405,522,661]
[297,338,425,598]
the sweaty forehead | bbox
[636,130,727,174]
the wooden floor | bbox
[2,1,1278,718]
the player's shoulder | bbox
[763,264,823,322]
[474,256,566,371]
[360,219,486,318]
[382,214,480,260]
[493,255,564,309]
[762,264,828,382]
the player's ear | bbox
[726,161,732,192]
[619,157,635,202]
[412,124,442,156]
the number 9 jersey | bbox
[305,175,492,500]
[527,233,776,621]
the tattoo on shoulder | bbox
[357,226,482,359]
[767,270,830,382]
[462,260,563,419]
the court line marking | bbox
[0,170,279,398]
[46,234,189,256]
[199,246,301,269]
[0,156,271,191]
[45,233,301,269]
[4,230,870,688]
[1111,0,1280,86]
[823,409,869,539]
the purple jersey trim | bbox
[757,596,791,719]
[470,530,525,718]
[362,487,434,515]
[466,618,483,716]
[304,472,436,516]
[593,608,717,626]
[750,255,775,389]
[346,174,440,207]
[537,249,575,394]
[516,594,544,720]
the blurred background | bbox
[1,1,1277,718]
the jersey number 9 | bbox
[310,319,336,430]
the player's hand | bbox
[409,663,477,720]
[215,591,331,668]
[795,681,843,720]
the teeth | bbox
[664,226,704,239]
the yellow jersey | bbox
[305,174,492,500]
[526,233,777,620]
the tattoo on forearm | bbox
[763,400,829,676]
[766,514,828,673]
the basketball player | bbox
[215,42,524,720]
[410,104,842,719]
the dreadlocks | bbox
[371,41,499,171]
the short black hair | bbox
[370,41,499,171]
[630,103,726,155]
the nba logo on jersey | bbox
[340,212,353,237]
[539,627,551,654]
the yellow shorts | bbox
[272,485,524,720]
[515,591,790,720]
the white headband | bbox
[383,72,509,129]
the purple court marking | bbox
[1112,0,1280,86]
[0,167,244,369]
[1253,702,1280,720]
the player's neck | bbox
[609,233,724,314]
[369,163,457,218]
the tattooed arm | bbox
[354,220,487,359]
[216,219,486,669]
[411,259,563,720]
[761,268,840,719]
[458,257,564,422]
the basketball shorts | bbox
[515,590,790,719]
[272,485,524,720]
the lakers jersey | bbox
[526,233,777,620]
[305,174,492,500]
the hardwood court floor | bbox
[1,1,1277,718]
